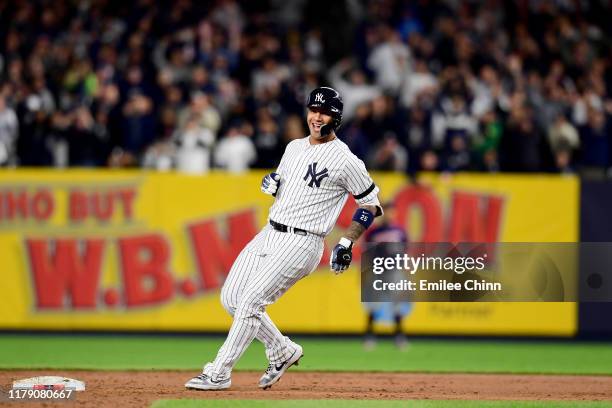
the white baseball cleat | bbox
[185,373,231,391]
[258,344,303,390]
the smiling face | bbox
[307,107,334,143]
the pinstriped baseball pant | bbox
[205,225,324,380]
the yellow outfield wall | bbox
[0,170,578,336]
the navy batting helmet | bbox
[306,86,343,132]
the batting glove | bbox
[330,237,353,274]
[261,172,280,196]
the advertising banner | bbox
[0,170,578,335]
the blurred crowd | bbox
[0,0,611,176]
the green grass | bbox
[0,335,611,375]
[150,400,612,408]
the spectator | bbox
[400,58,438,109]
[473,111,502,172]
[191,66,215,94]
[281,114,306,144]
[369,134,408,172]
[328,58,381,121]
[178,91,221,136]
[0,96,18,165]
[120,90,155,159]
[65,106,108,167]
[252,108,282,168]
[175,117,215,174]
[31,78,56,114]
[16,95,53,166]
[367,26,411,97]
[214,121,256,173]
[403,104,434,174]
[470,65,507,118]
[338,103,371,162]
[500,107,548,172]
[578,109,611,177]
[548,113,580,172]
[252,57,290,99]
[443,131,472,172]
[419,150,441,172]
[431,95,478,149]
[142,107,178,171]
[362,95,403,144]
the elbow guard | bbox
[352,208,374,229]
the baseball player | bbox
[362,202,412,350]
[185,86,383,391]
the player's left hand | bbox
[330,238,353,274]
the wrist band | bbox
[352,207,374,229]
[339,237,353,249]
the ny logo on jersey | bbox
[314,93,325,103]
[303,162,329,188]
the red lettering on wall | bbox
[31,190,54,221]
[5,190,28,219]
[27,239,105,308]
[92,192,113,221]
[395,186,443,242]
[117,189,136,220]
[447,192,504,242]
[119,234,174,306]
[188,210,258,290]
[68,188,137,223]
[69,191,88,222]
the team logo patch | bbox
[304,162,329,188]
[314,93,325,103]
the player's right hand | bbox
[261,172,280,196]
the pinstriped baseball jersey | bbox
[269,137,381,236]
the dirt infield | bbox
[1,370,611,407]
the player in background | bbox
[362,201,412,350]
[185,86,383,391]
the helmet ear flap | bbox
[332,116,342,132]
[320,123,333,137]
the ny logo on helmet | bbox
[304,162,329,188]
[314,93,325,103]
